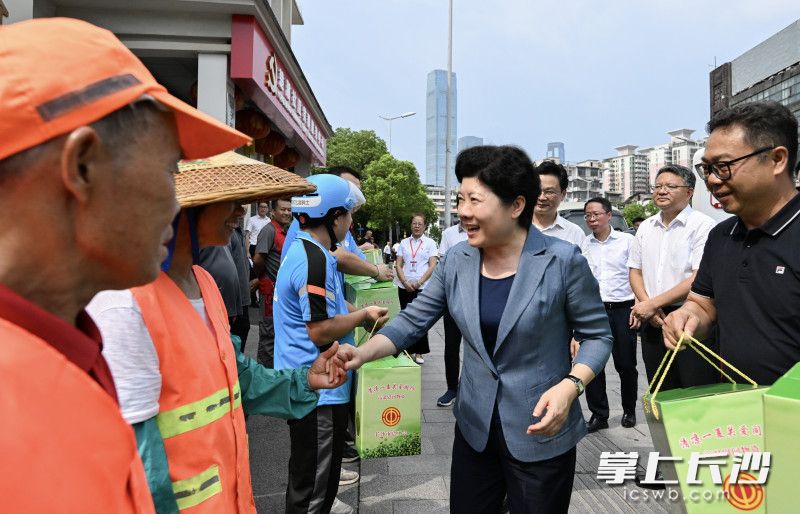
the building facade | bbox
[603,145,649,202]
[424,184,459,231]
[710,19,800,148]
[457,136,483,155]
[7,0,333,177]
[566,160,605,203]
[638,129,704,184]
[426,69,457,187]
[546,142,565,163]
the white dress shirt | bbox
[534,215,585,247]
[395,234,438,290]
[439,223,468,258]
[580,228,635,303]
[246,215,271,245]
[627,205,716,300]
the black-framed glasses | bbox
[695,146,774,181]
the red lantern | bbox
[274,147,299,169]
[255,131,286,156]
[235,109,270,139]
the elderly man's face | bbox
[87,111,181,289]
[258,203,269,217]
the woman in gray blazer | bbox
[337,145,613,513]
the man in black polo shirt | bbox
[663,101,800,385]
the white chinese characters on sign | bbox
[597,451,771,486]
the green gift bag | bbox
[643,335,768,513]
[344,274,400,345]
[362,248,383,266]
[763,362,800,512]
[355,352,422,459]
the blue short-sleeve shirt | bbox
[282,218,365,262]
[274,231,354,405]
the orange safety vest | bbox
[0,318,155,513]
[132,266,256,513]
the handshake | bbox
[308,306,390,390]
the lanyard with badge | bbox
[408,238,424,273]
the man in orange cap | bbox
[0,18,250,512]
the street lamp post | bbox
[443,0,454,228]
[378,111,416,153]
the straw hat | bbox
[175,151,315,208]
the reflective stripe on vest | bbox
[172,465,222,510]
[157,382,242,439]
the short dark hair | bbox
[707,101,798,178]
[410,212,426,224]
[533,160,569,191]
[632,216,646,224]
[0,101,162,186]
[455,145,539,228]
[327,165,362,181]
[584,197,611,213]
[656,164,696,188]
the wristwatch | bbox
[564,374,585,396]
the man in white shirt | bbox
[532,160,585,246]
[436,220,468,407]
[579,198,639,432]
[628,164,718,390]
[245,201,271,257]
[395,213,439,364]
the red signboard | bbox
[231,15,326,165]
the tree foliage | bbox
[325,128,388,173]
[622,201,659,226]
[359,154,436,235]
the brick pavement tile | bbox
[393,499,449,513]
[360,474,448,501]
[423,408,456,423]
[388,454,451,475]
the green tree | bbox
[324,128,388,173]
[359,154,436,237]
[428,224,442,244]
[622,201,659,226]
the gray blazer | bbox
[380,226,613,462]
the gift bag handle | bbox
[643,333,758,420]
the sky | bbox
[291,1,800,177]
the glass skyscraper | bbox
[426,70,457,187]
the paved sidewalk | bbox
[244,312,670,513]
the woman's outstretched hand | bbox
[307,342,348,390]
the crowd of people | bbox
[2,16,799,514]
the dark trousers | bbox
[398,287,430,355]
[640,306,720,390]
[230,309,250,350]
[286,404,349,514]
[443,309,462,392]
[585,301,638,419]
[450,423,576,514]
[257,316,275,368]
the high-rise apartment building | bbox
[546,142,565,163]
[603,145,649,201]
[638,129,704,184]
[426,70,457,187]
[458,136,483,155]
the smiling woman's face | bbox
[457,177,523,249]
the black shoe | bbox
[621,412,636,428]
[341,444,360,463]
[586,415,609,433]
[635,470,666,489]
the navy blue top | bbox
[479,274,516,358]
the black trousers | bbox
[443,309,462,392]
[286,404,349,514]
[585,301,638,419]
[257,315,275,368]
[450,423,576,514]
[640,306,720,390]
[398,287,430,355]
[230,310,250,351]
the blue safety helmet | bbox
[291,174,364,221]
[291,174,365,250]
